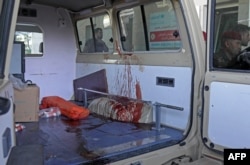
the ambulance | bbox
[0,0,249,164]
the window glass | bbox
[118,0,181,52]
[76,13,113,53]
[14,24,43,56]
[213,0,250,70]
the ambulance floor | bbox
[15,113,184,165]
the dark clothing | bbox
[214,49,238,68]
[83,38,108,53]
[214,49,250,69]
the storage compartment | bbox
[14,84,39,122]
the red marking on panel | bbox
[115,61,133,98]
[135,80,142,100]
[150,30,180,42]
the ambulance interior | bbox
[4,0,250,164]
[11,0,191,164]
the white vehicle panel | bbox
[208,82,250,148]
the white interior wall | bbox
[18,4,76,101]
[76,63,192,130]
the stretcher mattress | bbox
[88,96,153,123]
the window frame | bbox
[210,0,250,72]
[14,23,44,57]
[76,12,113,54]
[117,0,182,53]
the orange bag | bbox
[40,96,89,120]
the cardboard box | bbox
[14,84,40,122]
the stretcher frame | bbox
[78,87,184,130]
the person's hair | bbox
[231,24,250,33]
[94,28,102,33]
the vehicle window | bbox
[118,0,181,52]
[14,24,43,57]
[76,13,113,53]
[212,0,250,70]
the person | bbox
[213,31,247,69]
[231,24,250,47]
[83,28,109,53]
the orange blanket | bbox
[40,96,89,120]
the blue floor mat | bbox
[16,114,184,164]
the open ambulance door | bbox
[202,0,250,162]
[0,0,20,164]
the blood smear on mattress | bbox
[109,98,143,122]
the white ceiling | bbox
[20,0,111,12]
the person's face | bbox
[240,31,250,46]
[95,30,103,39]
[225,39,242,57]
